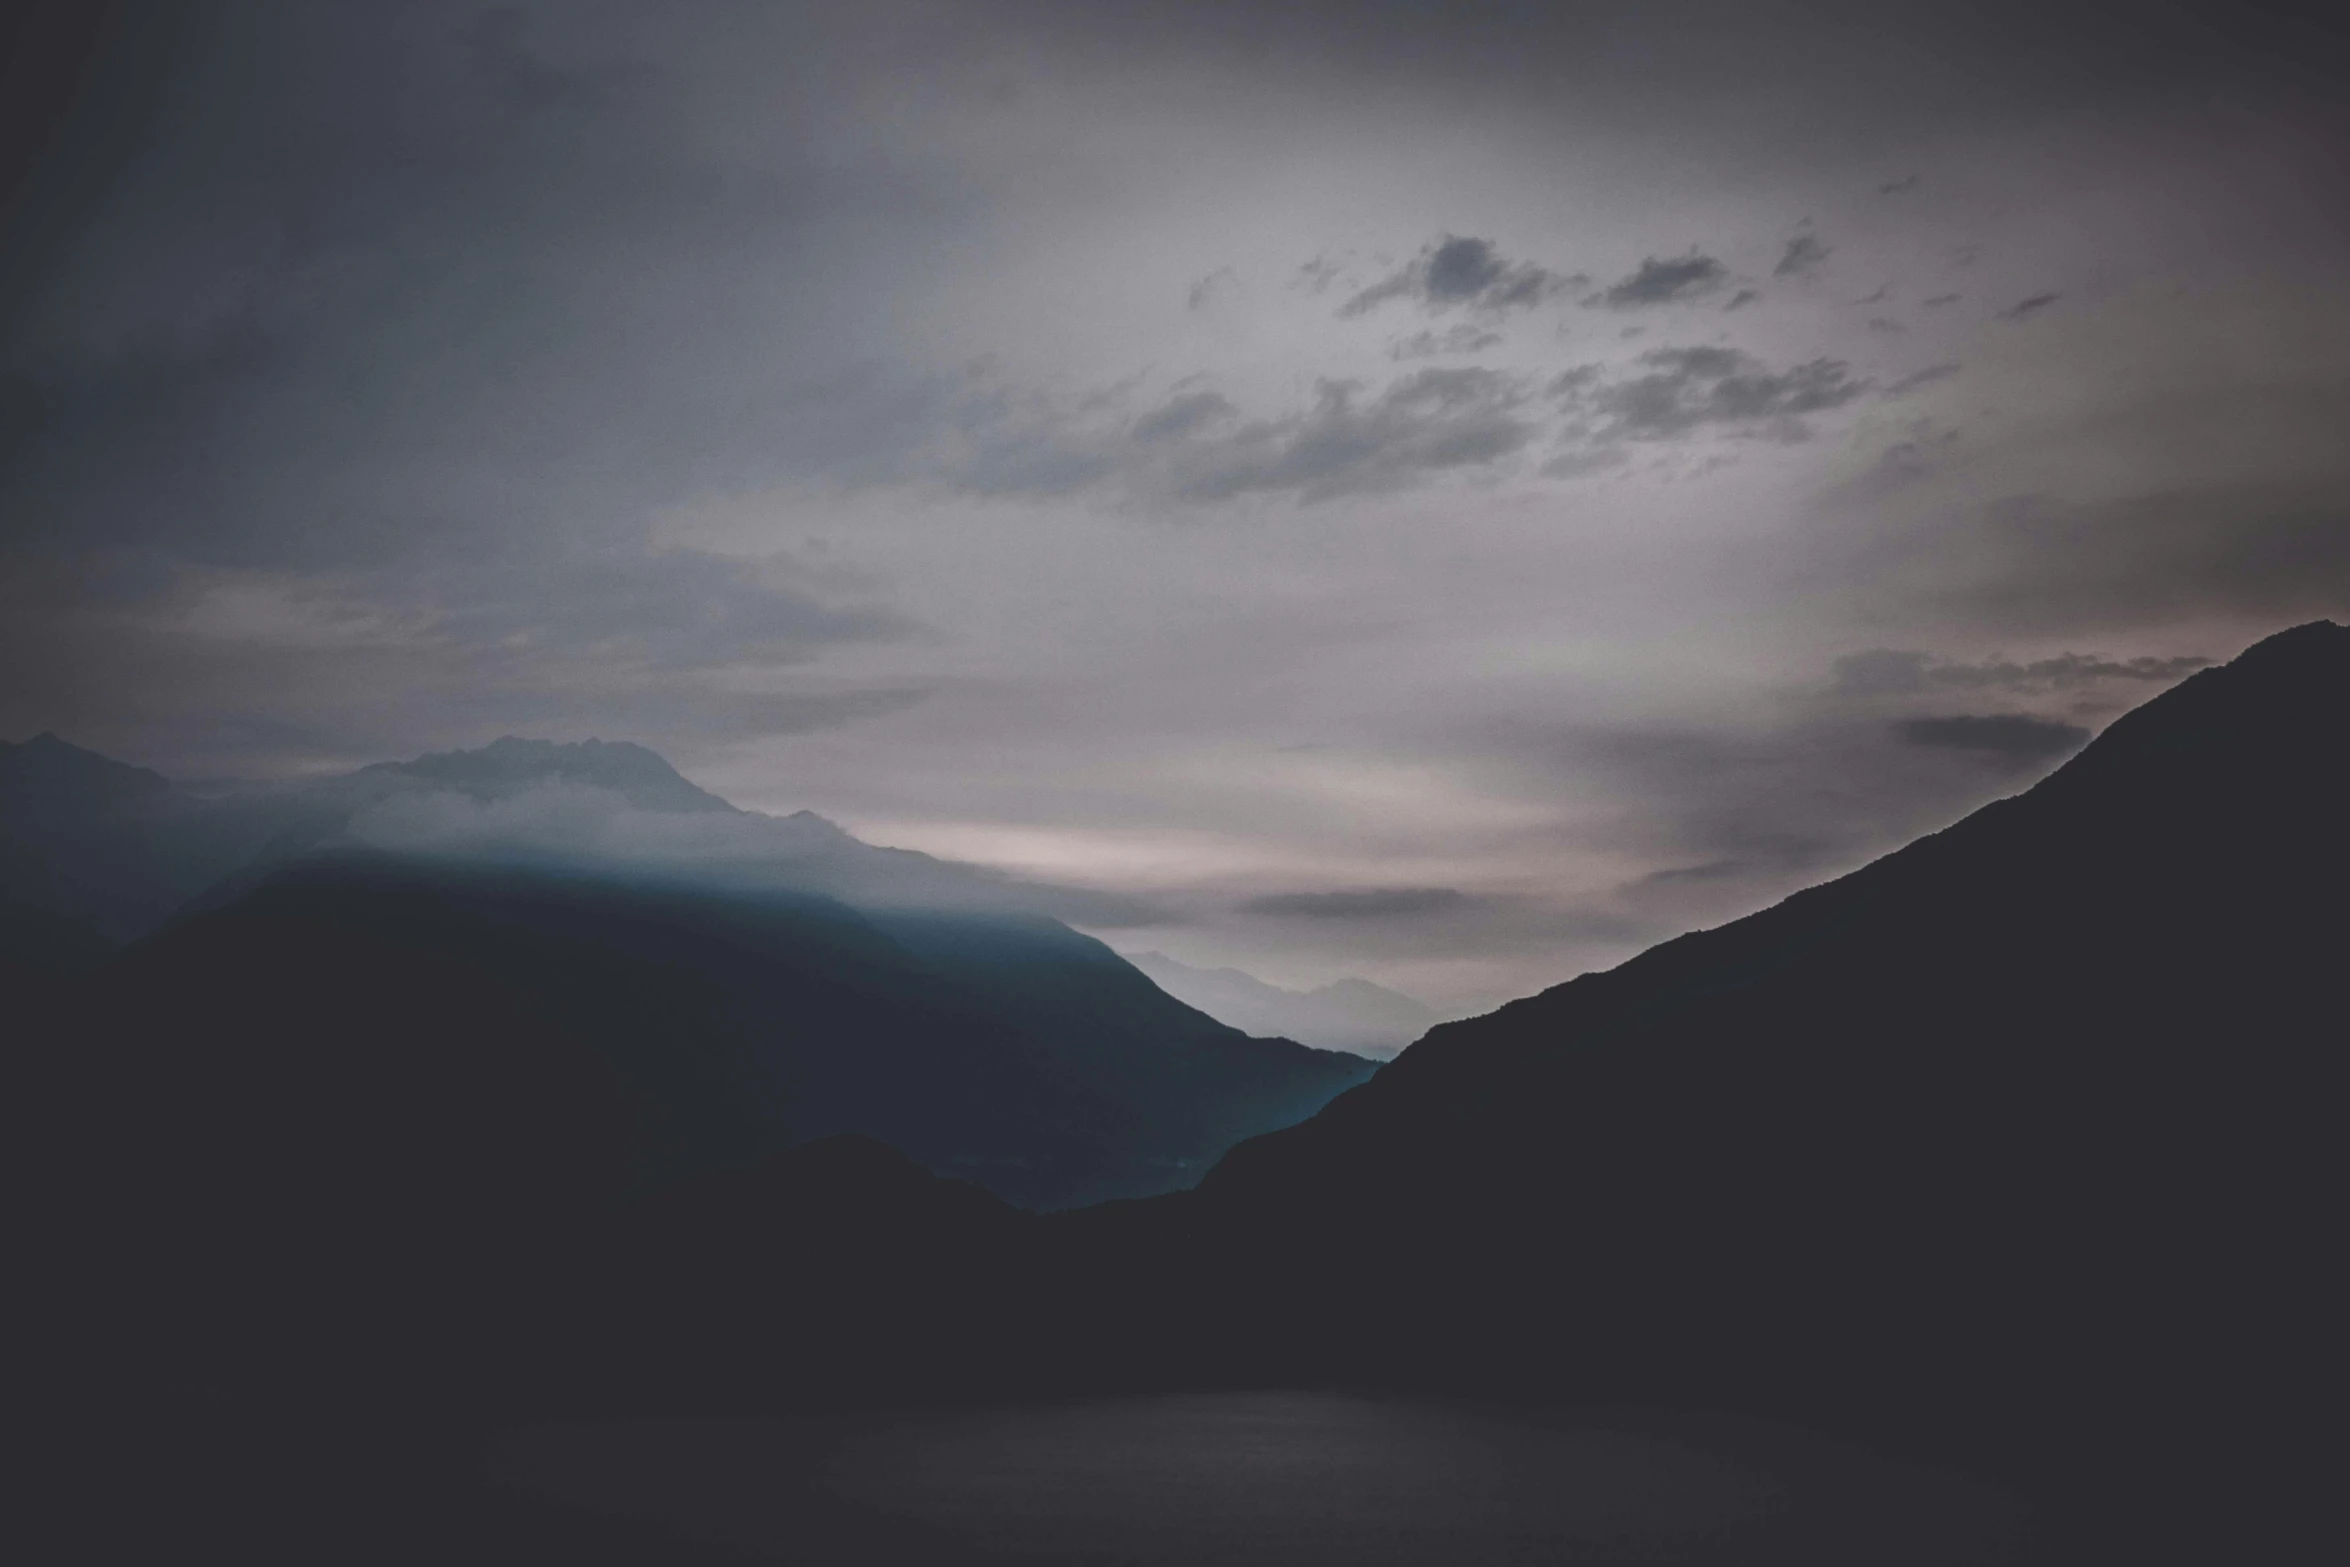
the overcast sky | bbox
[6,1,2348,1008]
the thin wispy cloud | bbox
[1588,254,1730,308]
[1774,234,1831,278]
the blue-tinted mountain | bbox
[71,851,1367,1214]
[0,732,1160,962]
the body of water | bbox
[481,1390,2035,1564]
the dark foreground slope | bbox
[1111,619,2345,1543]
[1169,621,2349,1413]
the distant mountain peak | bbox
[1124,950,1439,1058]
[0,732,172,819]
[2016,617,2347,804]
[357,735,738,814]
[2241,616,2345,654]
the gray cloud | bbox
[433,549,915,673]
[1161,368,1537,502]
[1339,235,1578,318]
[1998,292,2062,320]
[0,541,927,779]
[1949,652,2211,686]
[1724,289,1762,311]
[1589,254,1729,308]
[1293,255,1349,296]
[1834,649,2211,696]
[1243,887,1468,919]
[932,365,1544,504]
[1391,325,1504,360]
[1851,421,1963,490]
[1186,267,1237,310]
[916,364,1543,505]
[1883,363,1962,395]
[1894,713,2090,763]
[1551,346,1868,453]
[1638,859,1751,885]
[1131,390,1238,443]
[1828,649,1937,695]
[1886,485,2350,633]
[1774,234,1831,277]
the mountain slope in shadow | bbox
[1106,619,2350,1509]
[77,854,1371,1216]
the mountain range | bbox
[1120,950,1441,1057]
[7,735,1373,1211]
[0,732,1164,972]
[24,620,2348,1563]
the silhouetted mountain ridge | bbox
[0,732,170,819]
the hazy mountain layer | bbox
[0,729,1159,973]
[1122,950,1440,1058]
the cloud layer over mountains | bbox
[5,0,2346,1005]
[340,760,1170,929]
